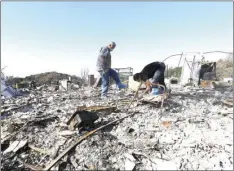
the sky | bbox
[2,1,233,78]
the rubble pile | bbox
[1,85,233,170]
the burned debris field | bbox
[1,82,233,170]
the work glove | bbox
[145,86,151,94]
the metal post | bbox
[213,62,217,79]
[190,55,196,83]
[177,52,183,67]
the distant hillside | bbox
[216,54,233,80]
[6,72,84,86]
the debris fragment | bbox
[47,96,54,103]
[58,130,76,137]
[28,144,49,154]
[222,99,233,107]
[67,110,99,131]
[3,140,27,155]
[49,145,60,159]
[162,121,172,128]
[125,159,136,170]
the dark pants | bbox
[151,63,166,89]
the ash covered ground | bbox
[1,85,233,170]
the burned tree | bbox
[80,68,89,84]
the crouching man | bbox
[96,42,127,98]
[133,61,166,95]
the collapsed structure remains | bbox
[1,52,233,170]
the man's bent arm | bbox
[99,47,109,71]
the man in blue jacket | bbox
[96,42,126,98]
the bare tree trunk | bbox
[80,68,89,84]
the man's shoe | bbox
[117,83,127,90]
[151,88,164,95]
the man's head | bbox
[133,73,145,82]
[108,41,116,51]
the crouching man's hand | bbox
[145,80,152,93]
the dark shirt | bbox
[140,62,165,80]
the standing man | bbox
[96,41,127,98]
[133,61,166,95]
